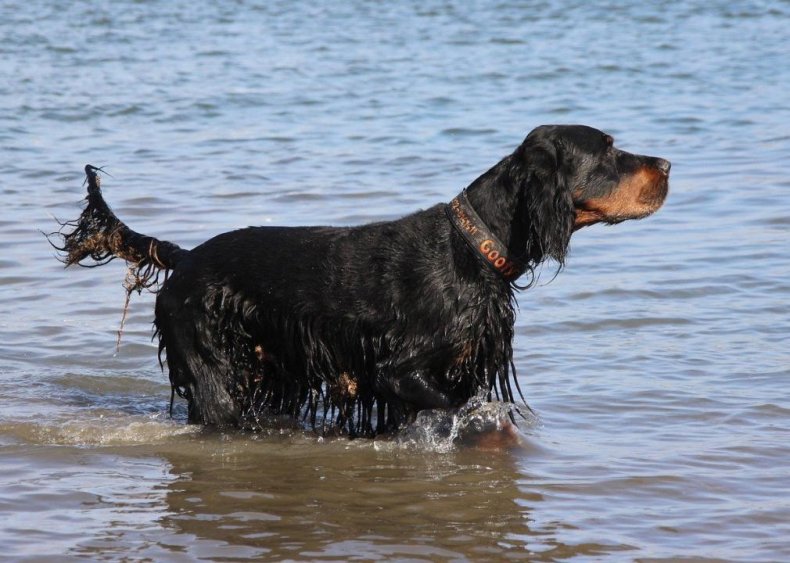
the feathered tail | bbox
[50,165,190,349]
[52,165,187,277]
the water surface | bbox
[1,1,789,560]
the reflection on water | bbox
[3,423,559,560]
[155,438,535,561]
[2,404,560,559]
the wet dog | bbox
[53,125,669,436]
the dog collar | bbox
[445,190,526,282]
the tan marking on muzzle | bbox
[574,166,668,229]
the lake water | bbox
[1,1,789,560]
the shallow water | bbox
[1,1,789,560]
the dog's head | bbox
[510,124,670,265]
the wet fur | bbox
[51,125,669,436]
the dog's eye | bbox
[604,135,614,148]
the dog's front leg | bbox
[375,367,453,412]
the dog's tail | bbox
[51,165,188,286]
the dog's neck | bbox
[462,155,535,264]
[446,190,526,282]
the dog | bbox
[53,125,669,437]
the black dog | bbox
[54,125,669,436]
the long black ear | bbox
[510,132,575,267]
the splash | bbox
[389,395,536,453]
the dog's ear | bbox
[510,133,575,266]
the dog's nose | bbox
[656,158,671,174]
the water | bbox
[1,0,789,560]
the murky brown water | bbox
[2,1,789,560]
[3,430,544,560]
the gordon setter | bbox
[53,125,669,436]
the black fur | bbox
[52,125,669,436]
